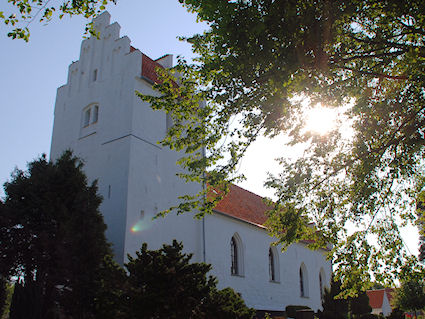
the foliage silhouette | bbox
[1,151,111,318]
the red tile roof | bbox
[366,288,394,310]
[212,185,331,250]
[213,184,271,226]
[129,46,165,84]
[142,53,164,84]
[367,290,385,309]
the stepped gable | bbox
[213,184,272,226]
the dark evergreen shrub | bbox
[285,305,311,318]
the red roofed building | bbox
[50,11,332,318]
[366,288,394,317]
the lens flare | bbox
[131,220,150,233]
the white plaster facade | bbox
[380,293,392,317]
[50,12,332,314]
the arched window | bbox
[300,263,309,297]
[268,246,279,282]
[319,268,326,300]
[92,104,99,123]
[230,233,244,276]
[300,268,305,296]
[92,68,98,82]
[82,103,99,128]
[269,248,275,281]
[231,237,238,275]
[83,107,91,127]
[319,272,323,300]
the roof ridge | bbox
[231,183,269,200]
[155,54,171,61]
[367,288,394,291]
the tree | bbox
[203,287,256,319]
[420,235,425,262]
[123,240,255,319]
[392,280,425,316]
[318,279,349,319]
[0,276,7,318]
[94,255,128,319]
[387,308,405,319]
[0,151,112,318]
[9,280,43,319]
[318,279,371,319]
[0,0,115,41]
[137,0,425,291]
[350,291,372,319]
[417,193,425,262]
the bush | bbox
[285,305,311,318]
[317,310,346,319]
[0,277,7,317]
[359,314,379,319]
[121,240,255,319]
[387,308,405,319]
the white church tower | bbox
[51,12,332,315]
[50,12,203,264]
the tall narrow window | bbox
[269,248,275,281]
[319,272,323,300]
[319,268,326,300]
[84,108,91,127]
[93,69,98,82]
[300,263,308,297]
[82,104,99,129]
[231,237,238,275]
[268,246,279,282]
[230,233,244,276]
[300,268,305,297]
[92,105,99,123]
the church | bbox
[50,12,332,316]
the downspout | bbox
[202,145,206,263]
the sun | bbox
[304,104,338,135]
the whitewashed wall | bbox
[204,212,331,311]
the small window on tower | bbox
[93,69,98,82]
[83,108,91,127]
[92,105,99,124]
[82,104,99,128]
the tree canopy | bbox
[137,0,425,292]
[318,278,371,319]
[0,151,112,318]
[392,280,425,314]
[1,0,115,41]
